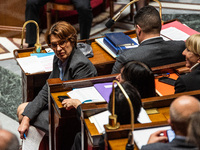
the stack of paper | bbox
[16,55,54,74]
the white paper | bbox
[67,86,106,103]
[89,110,111,134]
[161,27,190,41]
[16,56,45,74]
[137,107,152,124]
[16,55,54,74]
[22,126,45,150]
[38,55,54,72]
[134,126,171,149]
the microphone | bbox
[21,20,42,53]
[105,0,139,28]
[105,80,135,150]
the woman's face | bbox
[116,68,125,83]
[182,47,200,68]
[50,35,73,62]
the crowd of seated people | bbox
[15,1,200,149]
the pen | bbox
[82,99,92,104]
[24,133,26,139]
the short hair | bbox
[134,5,161,34]
[108,81,142,124]
[45,21,77,47]
[185,34,200,56]
[121,61,156,98]
[188,111,200,149]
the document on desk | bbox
[134,126,171,149]
[161,27,190,41]
[16,55,54,73]
[67,86,106,103]
[22,126,45,150]
[89,107,151,134]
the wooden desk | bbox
[48,74,117,150]
[105,89,200,150]
[47,61,188,150]
[13,30,136,102]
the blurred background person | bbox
[0,129,19,150]
[25,0,92,47]
[187,111,200,150]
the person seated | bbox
[0,129,19,150]
[175,34,200,93]
[141,95,200,150]
[187,111,200,150]
[112,5,185,74]
[62,81,142,150]
[25,0,93,47]
[116,60,156,98]
[17,21,97,139]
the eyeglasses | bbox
[49,39,67,49]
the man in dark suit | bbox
[112,5,185,74]
[141,95,200,150]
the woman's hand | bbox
[62,99,81,110]
[18,116,30,139]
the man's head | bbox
[169,95,200,136]
[134,5,161,43]
[0,129,19,150]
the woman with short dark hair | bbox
[116,61,156,98]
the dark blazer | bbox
[175,64,200,93]
[22,47,97,133]
[112,37,185,74]
[141,137,198,150]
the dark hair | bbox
[134,5,161,34]
[45,21,77,47]
[121,61,156,98]
[108,81,142,124]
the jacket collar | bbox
[140,36,164,46]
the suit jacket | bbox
[141,137,198,150]
[175,64,200,93]
[112,37,185,74]
[22,47,97,132]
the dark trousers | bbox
[25,0,92,45]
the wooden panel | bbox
[0,0,25,37]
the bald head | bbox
[0,129,19,150]
[170,95,200,136]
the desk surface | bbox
[13,30,136,74]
